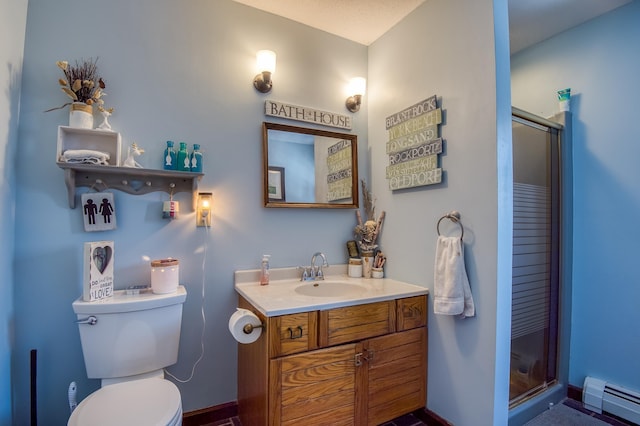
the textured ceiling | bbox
[232,0,427,46]
[508,0,631,53]
[232,0,631,52]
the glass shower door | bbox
[509,112,561,406]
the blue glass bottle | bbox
[189,144,203,173]
[163,141,177,170]
[177,142,190,171]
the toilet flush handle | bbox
[76,316,98,325]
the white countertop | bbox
[234,265,428,316]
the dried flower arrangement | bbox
[46,58,106,112]
[354,179,385,253]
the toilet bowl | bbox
[68,378,182,426]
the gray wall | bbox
[368,0,512,424]
[14,1,366,423]
[1,0,28,422]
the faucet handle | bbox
[298,266,313,281]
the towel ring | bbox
[437,211,464,240]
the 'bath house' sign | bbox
[385,95,443,190]
[265,100,352,130]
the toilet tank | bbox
[72,286,187,379]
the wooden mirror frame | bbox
[263,122,359,208]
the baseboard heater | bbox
[583,376,640,424]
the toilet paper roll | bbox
[228,308,262,344]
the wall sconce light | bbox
[196,192,212,227]
[346,77,366,112]
[254,50,276,93]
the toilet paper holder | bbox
[242,322,264,334]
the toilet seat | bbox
[68,378,182,426]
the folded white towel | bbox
[61,149,110,165]
[433,235,475,318]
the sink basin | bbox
[295,281,367,298]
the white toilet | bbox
[69,286,187,426]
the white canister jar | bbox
[371,267,384,279]
[348,258,363,278]
[150,259,179,294]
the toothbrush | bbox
[68,381,77,413]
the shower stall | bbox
[508,108,573,424]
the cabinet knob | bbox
[355,349,374,366]
[287,326,303,339]
[355,352,363,366]
[363,349,374,362]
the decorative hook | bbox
[90,179,108,192]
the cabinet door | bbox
[269,343,359,426]
[319,300,395,347]
[363,327,427,426]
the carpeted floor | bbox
[524,399,631,426]
[203,399,633,426]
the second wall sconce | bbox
[196,192,212,227]
[254,50,276,93]
[346,77,366,112]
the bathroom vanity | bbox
[234,266,428,426]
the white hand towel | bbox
[433,235,475,318]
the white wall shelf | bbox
[57,162,204,209]
[57,126,122,166]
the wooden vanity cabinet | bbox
[237,295,428,426]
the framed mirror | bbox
[263,122,359,208]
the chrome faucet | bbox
[311,252,329,280]
[300,252,329,281]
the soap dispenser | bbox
[260,255,271,286]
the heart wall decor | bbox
[83,241,114,302]
[92,245,113,274]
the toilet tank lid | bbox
[72,285,186,314]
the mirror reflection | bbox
[263,122,359,208]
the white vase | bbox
[69,102,94,129]
[361,252,374,278]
